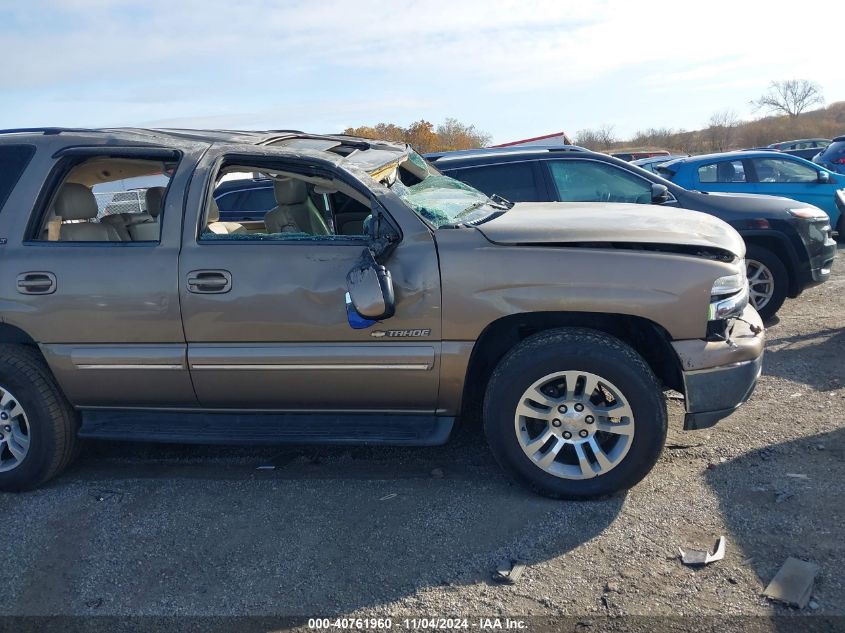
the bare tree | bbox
[630,127,697,152]
[705,109,740,152]
[751,80,824,119]
[574,124,617,150]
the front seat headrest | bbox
[145,186,166,218]
[716,162,735,181]
[207,197,220,223]
[54,183,99,220]
[273,178,308,205]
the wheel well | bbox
[460,312,683,418]
[742,235,797,295]
[0,324,38,346]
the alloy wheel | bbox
[514,370,635,479]
[0,387,30,472]
[746,258,775,311]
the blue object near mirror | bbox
[346,292,377,329]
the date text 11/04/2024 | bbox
[307,618,528,630]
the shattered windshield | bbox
[389,159,512,228]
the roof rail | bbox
[0,127,96,136]
[266,131,374,150]
[427,145,588,161]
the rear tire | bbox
[483,328,667,499]
[0,345,79,491]
[745,244,788,321]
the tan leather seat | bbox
[206,198,246,235]
[101,213,131,240]
[53,183,121,241]
[264,179,330,235]
[127,186,166,241]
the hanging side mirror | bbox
[817,170,830,184]
[346,249,395,320]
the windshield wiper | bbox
[489,193,514,209]
[456,194,514,219]
[455,201,488,219]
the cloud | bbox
[139,95,440,131]
[0,0,843,137]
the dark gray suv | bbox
[429,146,836,320]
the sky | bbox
[2,0,844,144]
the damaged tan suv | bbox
[0,128,763,498]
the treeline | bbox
[576,101,845,155]
[343,118,491,153]
[343,82,844,156]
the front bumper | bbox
[808,226,837,286]
[810,260,835,285]
[681,354,763,430]
[794,216,837,291]
[808,238,837,286]
[672,305,765,430]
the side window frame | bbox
[196,152,395,246]
[747,156,817,184]
[697,162,717,184]
[697,159,747,185]
[540,158,666,203]
[23,146,180,247]
[444,159,548,203]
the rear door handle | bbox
[16,272,57,295]
[187,270,232,294]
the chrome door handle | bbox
[16,272,57,295]
[187,270,232,294]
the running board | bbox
[79,411,454,446]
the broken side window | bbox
[202,166,372,241]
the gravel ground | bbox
[1,247,843,631]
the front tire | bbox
[0,345,79,491]
[483,328,667,499]
[745,244,787,321]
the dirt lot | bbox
[1,247,843,631]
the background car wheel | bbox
[0,345,79,492]
[744,244,787,321]
[837,215,845,244]
[483,328,667,499]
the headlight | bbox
[788,207,830,220]
[709,287,748,320]
[711,271,746,297]
[709,269,748,321]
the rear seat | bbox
[206,198,246,235]
[127,186,165,241]
[50,183,121,241]
[101,213,132,240]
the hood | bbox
[475,202,745,258]
[683,190,800,215]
